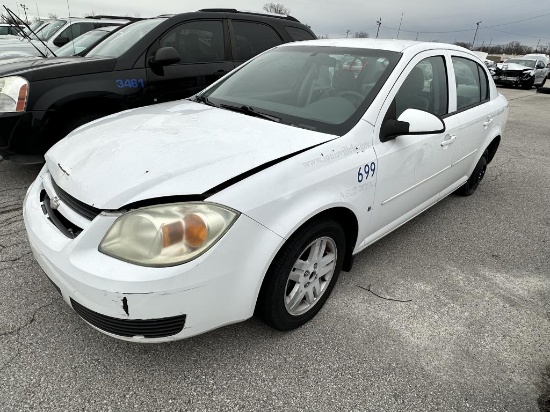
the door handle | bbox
[441,135,456,147]
[483,118,493,128]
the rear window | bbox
[285,26,315,41]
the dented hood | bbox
[46,100,334,209]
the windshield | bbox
[507,59,536,68]
[22,20,43,36]
[56,28,112,56]
[37,20,66,41]
[86,19,163,58]
[202,46,400,135]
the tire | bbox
[256,219,345,331]
[455,152,487,196]
[57,112,107,139]
[44,111,109,153]
[537,86,550,95]
[521,78,535,89]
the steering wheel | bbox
[338,91,364,108]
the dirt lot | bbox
[1,86,549,411]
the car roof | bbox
[280,38,479,56]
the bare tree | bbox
[263,3,290,15]
[84,11,96,17]
[354,31,369,38]
[48,13,58,19]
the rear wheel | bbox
[455,152,487,196]
[256,219,345,331]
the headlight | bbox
[0,76,29,112]
[99,202,239,267]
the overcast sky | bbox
[12,0,550,48]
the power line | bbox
[379,10,550,37]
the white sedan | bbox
[23,39,508,342]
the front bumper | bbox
[493,74,533,87]
[23,172,284,342]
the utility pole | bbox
[20,3,28,22]
[481,41,485,52]
[376,18,381,38]
[397,12,403,39]
[535,39,540,52]
[35,2,40,18]
[415,32,419,41]
[488,38,492,53]
[472,20,482,50]
[346,29,350,38]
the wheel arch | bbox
[485,135,500,164]
[253,205,359,317]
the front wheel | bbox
[455,152,487,196]
[256,219,345,331]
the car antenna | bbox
[3,6,57,58]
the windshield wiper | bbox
[219,104,281,123]
[192,94,218,107]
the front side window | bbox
[452,56,488,111]
[57,22,95,42]
[232,21,282,61]
[202,46,400,135]
[394,55,448,118]
[56,29,110,56]
[159,20,224,63]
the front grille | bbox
[51,179,102,220]
[40,190,82,238]
[70,298,187,338]
[501,70,523,77]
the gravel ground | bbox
[0,87,549,411]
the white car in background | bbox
[0,17,127,58]
[24,39,508,342]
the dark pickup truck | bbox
[0,9,316,163]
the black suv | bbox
[0,9,316,162]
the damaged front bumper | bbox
[23,170,283,342]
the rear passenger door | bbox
[443,52,493,186]
[145,19,233,103]
[228,20,283,67]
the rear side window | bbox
[285,26,315,41]
[452,56,489,111]
[232,21,282,61]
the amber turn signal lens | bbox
[161,221,184,248]
[16,83,28,112]
[184,214,208,247]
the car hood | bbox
[0,55,115,80]
[496,63,532,71]
[46,100,335,209]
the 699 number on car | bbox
[357,162,376,182]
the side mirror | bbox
[380,109,445,142]
[536,62,545,69]
[53,36,69,47]
[150,47,181,66]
